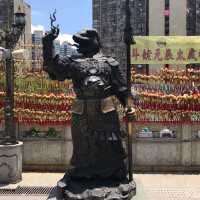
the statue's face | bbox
[76,37,100,56]
[73,29,101,57]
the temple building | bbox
[0,0,32,71]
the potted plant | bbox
[27,127,40,138]
[46,128,59,138]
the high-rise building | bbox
[93,0,200,75]
[187,0,200,35]
[54,40,61,55]
[32,30,43,71]
[19,1,32,71]
[0,0,13,30]
[60,41,75,57]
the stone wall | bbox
[132,123,200,172]
[7,122,200,172]
[17,124,73,172]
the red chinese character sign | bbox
[131,36,200,64]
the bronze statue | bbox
[42,13,136,200]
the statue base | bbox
[57,175,136,200]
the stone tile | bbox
[1,173,200,199]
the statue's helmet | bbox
[73,29,101,56]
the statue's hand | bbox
[125,107,136,122]
[42,26,60,44]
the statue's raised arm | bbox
[42,10,74,81]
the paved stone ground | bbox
[133,174,200,200]
[1,173,200,199]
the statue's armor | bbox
[72,57,112,99]
[69,55,119,118]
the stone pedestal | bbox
[0,141,23,184]
[57,175,136,200]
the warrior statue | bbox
[42,17,136,199]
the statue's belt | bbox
[71,96,116,115]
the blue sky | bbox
[27,0,92,41]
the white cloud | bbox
[32,10,43,17]
[57,34,74,45]
[31,24,45,33]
